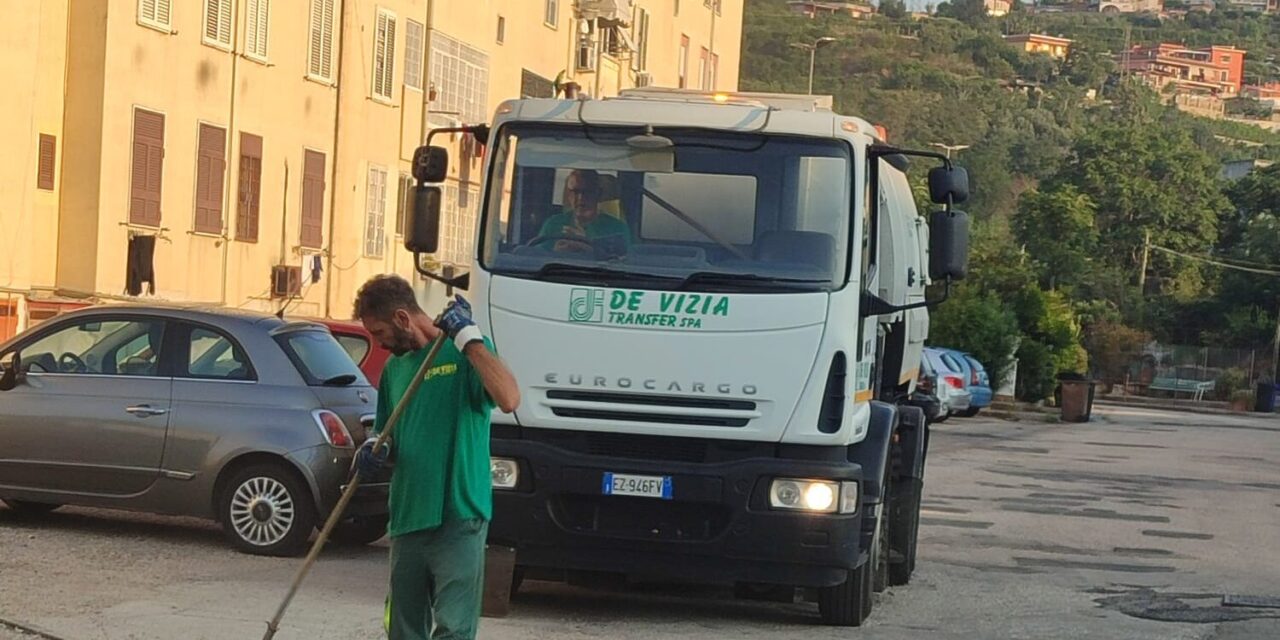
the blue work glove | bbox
[353,438,390,481]
[438,294,484,351]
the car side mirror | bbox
[929,210,970,281]
[412,146,450,184]
[928,165,969,205]
[0,353,22,392]
[405,186,442,254]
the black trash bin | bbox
[1058,372,1095,423]
[1255,381,1277,413]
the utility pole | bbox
[1138,229,1151,293]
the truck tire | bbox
[888,475,922,586]
[873,469,892,593]
[818,552,873,626]
[959,407,980,418]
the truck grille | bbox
[544,390,757,428]
[551,494,730,542]
[586,432,707,463]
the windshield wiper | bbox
[678,271,828,291]
[321,374,359,387]
[531,262,680,283]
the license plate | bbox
[602,472,672,500]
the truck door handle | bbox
[125,404,168,417]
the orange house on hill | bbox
[1120,44,1246,96]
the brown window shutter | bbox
[37,134,56,190]
[195,124,227,234]
[130,109,165,226]
[300,149,326,248]
[236,132,263,242]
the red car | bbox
[312,319,391,387]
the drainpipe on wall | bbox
[219,0,242,306]
[709,0,717,90]
[323,0,348,318]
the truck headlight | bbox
[769,479,858,514]
[490,458,519,490]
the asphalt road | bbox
[2,405,1278,639]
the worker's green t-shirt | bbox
[538,212,633,250]
[373,337,496,538]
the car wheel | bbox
[1,499,62,515]
[330,514,389,546]
[959,407,980,418]
[219,464,316,557]
[933,412,950,423]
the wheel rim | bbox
[229,476,296,547]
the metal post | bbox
[807,47,816,95]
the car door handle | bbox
[125,405,168,417]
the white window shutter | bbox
[308,0,334,80]
[157,0,171,26]
[384,16,397,98]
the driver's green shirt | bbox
[373,337,496,538]
[538,212,632,249]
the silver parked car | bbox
[0,305,388,556]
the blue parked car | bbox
[940,349,993,417]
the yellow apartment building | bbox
[0,0,742,335]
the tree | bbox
[1012,184,1099,290]
[936,0,992,26]
[928,286,1021,390]
[879,0,908,19]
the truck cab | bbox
[405,88,969,625]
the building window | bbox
[245,0,270,60]
[429,31,490,127]
[497,16,506,44]
[545,0,559,27]
[130,108,165,227]
[203,0,233,49]
[300,150,326,248]
[698,47,709,90]
[194,123,227,234]
[632,8,650,71]
[521,69,555,98]
[373,9,398,101]
[405,19,424,90]
[138,0,173,31]
[37,134,56,191]
[365,166,388,258]
[307,0,336,82]
[679,35,689,88]
[396,173,412,236]
[236,133,262,242]
[1221,70,1229,81]
[438,183,479,266]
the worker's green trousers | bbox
[384,518,489,640]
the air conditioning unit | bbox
[634,71,653,88]
[576,41,597,72]
[271,265,302,299]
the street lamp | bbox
[929,142,970,159]
[790,37,837,96]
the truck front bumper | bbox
[489,428,865,588]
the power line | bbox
[1150,244,1280,277]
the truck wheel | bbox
[818,552,873,626]
[888,476,922,586]
[219,464,316,557]
[959,407,980,418]
[873,473,891,593]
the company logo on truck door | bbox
[567,288,730,329]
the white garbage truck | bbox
[404,88,969,625]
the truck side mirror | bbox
[928,166,969,205]
[929,210,969,281]
[405,186,442,254]
[412,146,450,184]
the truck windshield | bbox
[479,124,853,292]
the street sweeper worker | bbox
[352,274,520,640]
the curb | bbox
[1094,398,1274,418]
[0,616,67,640]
